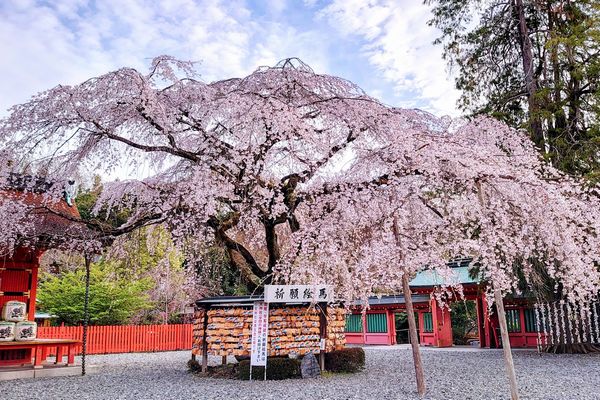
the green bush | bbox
[237,357,301,380]
[187,359,201,372]
[325,348,365,373]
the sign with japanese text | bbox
[264,285,334,303]
[250,301,269,367]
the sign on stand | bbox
[250,285,333,381]
[264,284,334,303]
[250,301,269,380]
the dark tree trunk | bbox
[513,0,545,149]
[264,221,280,275]
[548,2,567,135]
[208,215,267,292]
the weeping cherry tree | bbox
[1,57,599,398]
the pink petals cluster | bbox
[0,57,598,306]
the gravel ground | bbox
[3,346,599,400]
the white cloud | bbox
[318,0,460,116]
[0,0,332,115]
[0,0,459,118]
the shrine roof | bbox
[0,173,82,246]
[410,260,480,288]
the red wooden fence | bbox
[37,324,193,355]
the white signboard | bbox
[264,285,334,303]
[250,301,269,367]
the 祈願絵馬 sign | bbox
[264,285,334,303]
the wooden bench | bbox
[0,339,80,368]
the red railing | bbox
[37,324,193,355]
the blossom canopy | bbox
[1,56,598,304]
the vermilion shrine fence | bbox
[37,324,193,355]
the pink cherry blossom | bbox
[0,57,598,308]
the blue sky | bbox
[0,0,460,117]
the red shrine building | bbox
[0,175,81,368]
[345,260,542,349]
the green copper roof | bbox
[410,266,480,287]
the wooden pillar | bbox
[494,289,520,400]
[67,344,76,366]
[319,302,328,371]
[431,298,453,347]
[28,265,39,320]
[201,307,209,373]
[481,294,493,348]
[403,271,426,397]
[389,310,397,345]
[475,180,519,399]
[476,294,487,348]
[416,311,423,344]
[361,312,367,345]
[33,346,43,369]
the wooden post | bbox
[319,302,328,371]
[477,180,520,400]
[403,271,426,397]
[201,307,209,373]
[222,355,227,365]
[392,214,426,397]
[494,289,520,400]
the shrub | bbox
[187,359,201,372]
[325,348,365,373]
[237,357,301,380]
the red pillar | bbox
[431,299,453,347]
[417,311,424,344]
[481,294,492,348]
[476,294,487,348]
[389,310,397,345]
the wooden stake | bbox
[403,271,426,397]
[201,308,209,373]
[319,302,328,371]
[494,289,520,400]
[392,214,426,397]
[478,179,520,400]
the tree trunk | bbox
[209,215,267,292]
[547,2,566,153]
[514,0,545,149]
[403,270,426,397]
[476,181,519,400]
[264,221,280,274]
[494,289,520,400]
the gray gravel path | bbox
[2,346,599,400]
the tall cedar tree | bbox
[427,0,600,180]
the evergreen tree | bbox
[428,0,600,180]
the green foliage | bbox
[324,348,365,373]
[450,301,478,345]
[37,260,153,326]
[75,175,130,226]
[189,245,248,296]
[76,175,249,297]
[187,359,201,372]
[237,358,301,380]
[428,0,600,180]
